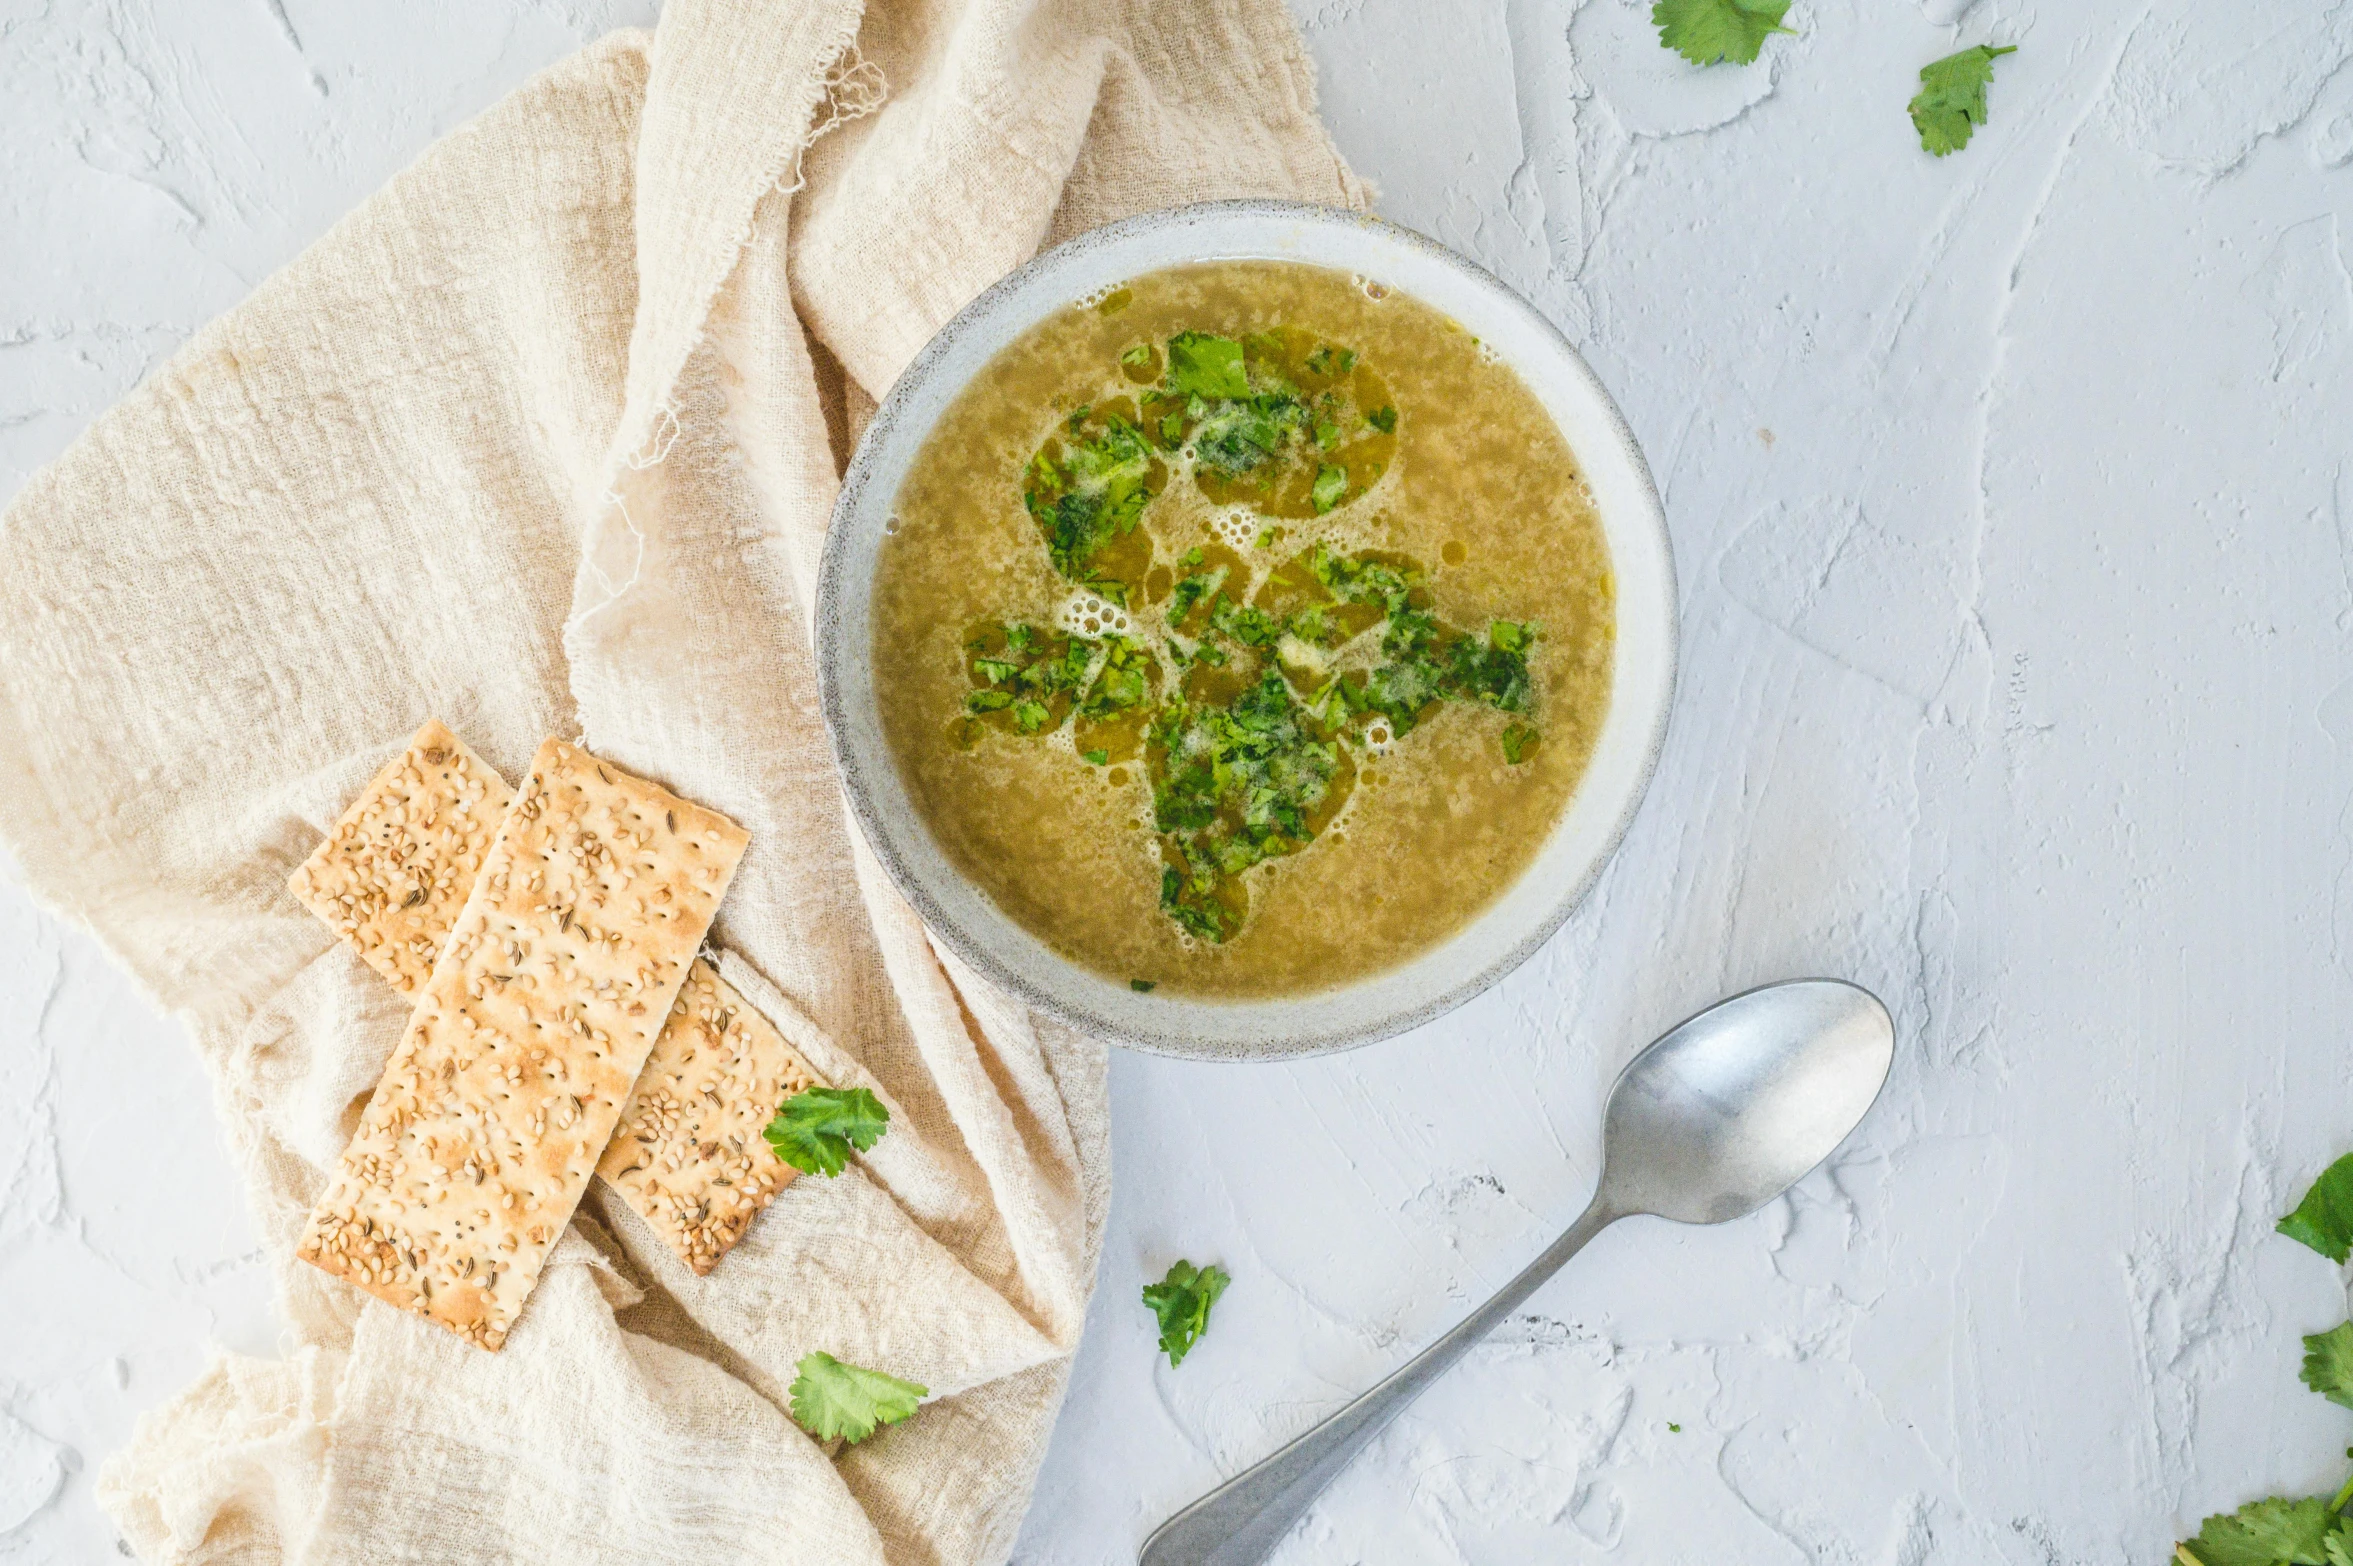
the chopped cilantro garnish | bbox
[1304,344,1357,377]
[977,327,1557,945]
[1192,395,1307,474]
[1287,603,1334,646]
[1146,672,1346,938]
[1210,597,1284,648]
[1129,978,1156,992]
[1169,567,1226,623]
[1312,545,1414,614]
[1080,635,1153,717]
[1446,620,1539,712]
[1022,413,1158,580]
[1164,332,1250,399]
[1311,464,1348,514]
[1160,862,1231,941]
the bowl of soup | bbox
[816,201,1675,1059]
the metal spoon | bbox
[1138,978,1896,1566]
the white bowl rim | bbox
[815,199,1677,1061]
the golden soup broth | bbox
[872,260,1614,997]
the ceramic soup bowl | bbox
[816,200,1675,1060]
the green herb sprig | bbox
[764,1085,890,1178]
[1910,44,2016,157]
[1142,1260,1230,1367]
[2179,1154,2353,1562]
[789,1351,926,1445]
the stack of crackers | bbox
[288,721,818,1350]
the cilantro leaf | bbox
[1366,405,1398,434]
[1910,44,2015,157]
[788,1352,926,1445]
[1079,635,1152,717]
[1142,1260,1230,1366]
[1164,332,1250,399]
[1129,978,1155,992]
[2281,1152,2353,1262]
[1501,722,1539,765]
[2180,1497,2341,1566]
[1312,464,1348,514]
[1652,0,1793,67]
[1120,342,1152,367]
[2305,1324,2353,1410]
[1083,748,1109,765]
[764,1086,891,1177]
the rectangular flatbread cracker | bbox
[287,720,513,995]
[597,959,817,1274]
[298,739,747,1349]
[289,726,822,1276]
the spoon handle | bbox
[1138,1195,1621,1566]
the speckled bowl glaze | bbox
[816,201,1676,1060]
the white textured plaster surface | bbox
[5,2,2353,1563]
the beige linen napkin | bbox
[0,0,1362,1559]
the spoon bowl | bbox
[1596,979,1895,1225]
[1140,978,1896,1566]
